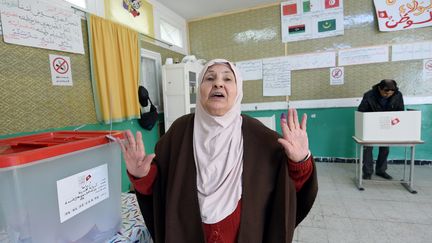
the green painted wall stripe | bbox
[2,105,431,192]
[243,105,432,160]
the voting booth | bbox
[0,131,123,243]
[355,110,421,141]
[353,110,424,193]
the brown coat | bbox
[136,114,318,243]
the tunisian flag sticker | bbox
[325,0,340,9]
[391,118,400,125]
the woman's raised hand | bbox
[278,108,310,163]
[118,130,156,178]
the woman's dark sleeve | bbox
[295,160,318,226]
[135,190,155,240]
[130,163,158,240]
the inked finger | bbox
[280,113,290,138]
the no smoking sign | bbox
[332,67,343,79]
[330,67,344,85]
[425,59,432,71]
[423,59,432,80]
[53,57,69,74]
[49,54,73,86]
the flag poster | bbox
[373,0,432,32]
[281,0,344,42]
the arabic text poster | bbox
[57,164,109,223]
[263,57,292,96]
[0,0,85,54]
[374,0,432,32]
[391,41,432,61]
[236,59,263,81]
[338,45,389,66]
[281,0,344,42]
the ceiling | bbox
[154,0,280,20]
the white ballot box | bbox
[355,110,421,141]
[0,131,123,243]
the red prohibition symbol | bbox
[332,68,342,79]
[53,57,69,74]
[425,60,432,71]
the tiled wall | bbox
[0,20,97,135]
[0,20,184,135]
[189,2,432,103]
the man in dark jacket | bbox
[358,79,404,180]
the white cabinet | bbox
[162,62,203,132]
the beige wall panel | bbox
[189,2,432,103]
[0,20,96,134]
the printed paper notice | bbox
[49,54,73,86]
[286,51,336,70]
[236,59,262,81]
[338,45,389,66]
[57,164,109,223]
[330,67,344,85]
[0,0,19,35]
[0,0,84,54]
[263,57,291,96]
[392,42,432,62]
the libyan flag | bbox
[318,19,336,32]
[289,24,306,34]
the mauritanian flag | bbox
[318,19,336,32]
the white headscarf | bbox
[193,59,244,224]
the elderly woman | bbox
[120,59,317,243]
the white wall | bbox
[0,0,188,53]
[69,0,189,54]
[147,0,188,55]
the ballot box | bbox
[355,110,421,141]
[0,131,123,243]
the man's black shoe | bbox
[376,172,393,180]
[362,174,371,180]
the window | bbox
[149,0,188,54]
[140,49,163,111]
[160,19,183,48]
[61,0,102,17]
[65,0,86,9]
